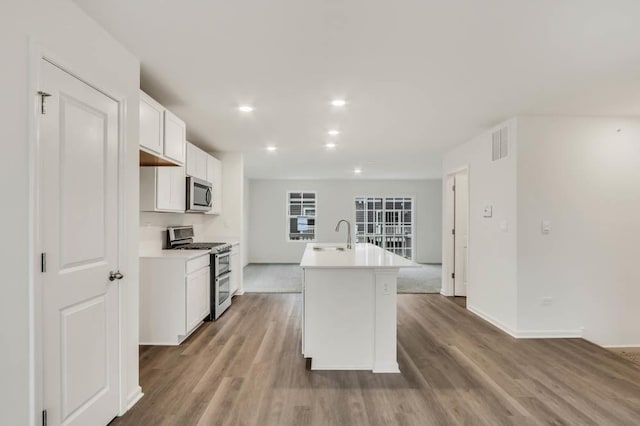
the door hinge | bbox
[41,253,47,273]
[42,409,48,426]
[38,91,51,115]
[451,273,455,279]
[452,184,456,191]
[451,228,455,235]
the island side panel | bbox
[373,269,400,373]
[303,268,375,370]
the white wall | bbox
[517,116,640,345]
[0,1,140,424]
[442,119,519,333]
[248,179,442,264]
[444,116,640,347]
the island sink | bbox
[300,242,419,373]
[312,245,347,252]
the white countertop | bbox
[300,243,420,269]
[216,238,240,246]
[139,249,211,260]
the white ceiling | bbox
[74,0,640,179]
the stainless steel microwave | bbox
[186,176,212,212]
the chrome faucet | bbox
[335,219,352,249]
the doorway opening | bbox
[445,169,469,304]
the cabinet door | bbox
[186,142,208,180]
[139,91,164,155]
[206,155,222,214]
[164,110,186,165]
[186,267,210,332]
[156,166,185,212]
[230,251,240,295]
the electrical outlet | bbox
[541,297,553,306]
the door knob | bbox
[109,271,124,281]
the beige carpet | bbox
[610,348,640,367]
[243,263,442,293]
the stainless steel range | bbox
[167,226,232,320]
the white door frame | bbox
[442,165,470,299]
[28,42,130,424]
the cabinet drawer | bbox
[186,254,210,274]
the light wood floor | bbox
[112,294,640,425]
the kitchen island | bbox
[300,243,419,373]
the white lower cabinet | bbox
[230,245,240,295]
[140,253,210,345]
[186,266,210,332]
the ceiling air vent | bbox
[491,126,509,161]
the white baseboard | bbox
[515,329,583,339]
[468,306,584,339]
[467,305,518,338]
[440,289,453,297]
[126,386,144,411]
[599,344,640,348]
[372,362,401,373]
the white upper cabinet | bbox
[139,92,164,155]
[140,166,186,213]
[163,110,186,165]
[139,91,186,167]
[206,155,222,215]
[186,142,208,181]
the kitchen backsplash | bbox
[140,212,211,252]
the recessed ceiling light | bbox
[331,99,347,107]
[327,129,340,136]
[353,168,362,174]
[325,142,337,149]
[266,145,277,152]
[238,105,254,113]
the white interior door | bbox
[39,59,120,426]
[445,175,456,294]
[454,171,469,296]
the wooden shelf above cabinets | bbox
[139,149,182,167]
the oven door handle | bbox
[216,251,231,260]
[216,271,231,281]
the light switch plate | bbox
[541,220,551,234]
[483,205,493,218]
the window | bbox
[355,197,414,259]
[287,191,316,241]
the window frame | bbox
[286,190,318,242]
[354,195,415,260]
